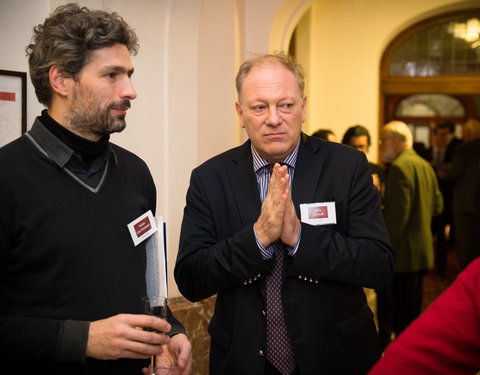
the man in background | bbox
[429,121,462,277]
[381,121,443,339]
[311,128,338,142]
[342,124,385,194]
[341,124,391,350]
[175,52,393,375]
[449,118,480,270]
[0,4,191,374]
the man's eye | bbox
[252,105,266,111]
[279,103,294,111]
[106,72,117,79]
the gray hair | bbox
[383,121,413,149]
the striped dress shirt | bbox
[251,141,301,260]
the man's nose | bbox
[120,78,137,100]
[266,106,281,126]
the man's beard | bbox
[382,147,396,164]
[66,85,130,138]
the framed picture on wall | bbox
[0,69,27,147]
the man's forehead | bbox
[84,44,133,69]
[247,62,294,80]
[241,64,301,98]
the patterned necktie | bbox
[264,164,296,375]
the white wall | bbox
[0,0,48,125]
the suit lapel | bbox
[228,141,262,227]
[292,134,325,210]
[228,142,266,301]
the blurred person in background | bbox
[429,121,462,277]
[449,118,480,271]
[311,128,338,142]
[380,121,443,339]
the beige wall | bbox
[0,0,474,297]
[293,0,478,163]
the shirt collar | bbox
[27,117,117,168]
[251,139,300,173]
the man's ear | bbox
[235,102,245,128]
[48,65,71,98]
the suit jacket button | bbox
[262,310,266,316]
[298,274,303,279]
[258,349,264,356]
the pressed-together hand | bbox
[142,333,192,375]
[86,314,171,360]
[280,185,301,248]
[254,163,300,248]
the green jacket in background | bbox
[383,149,443,273]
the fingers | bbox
[170,334,192,370]
[255,164,291,246]
[135,314,172,334]
[86,314,171,360]
[267,163,289,199]
[280,187,301,247]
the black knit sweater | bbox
[0,119,184,374]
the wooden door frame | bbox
[379,8,480,160]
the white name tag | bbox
[127,210,158,246]
[300,202,337,226]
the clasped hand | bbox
[254,163,300,248]
[86,314,192,374]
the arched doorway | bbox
[380,9,480,152]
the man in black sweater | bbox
[0,4,191,374]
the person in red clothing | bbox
[368,257,480,375]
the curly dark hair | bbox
[26,3,139,107]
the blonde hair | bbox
[235,51,305,102]
[383,121,413,149]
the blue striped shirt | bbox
[251,141,301,260]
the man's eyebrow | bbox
[102,65,135,76]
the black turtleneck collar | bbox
[40,109,109,160]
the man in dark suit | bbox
[429,121,462,276]
[450,118,480,270]
[341,124,386,194]
[174,53,394,375]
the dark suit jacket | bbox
[428,137,462,223]
[175,134,394,375]
[444,137,462,164]
[450,138,480,214]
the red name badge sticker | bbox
[300,202,336,226]
[127,210,158,246]
[308,205,328,219]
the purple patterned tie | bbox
[265,165,296,375]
